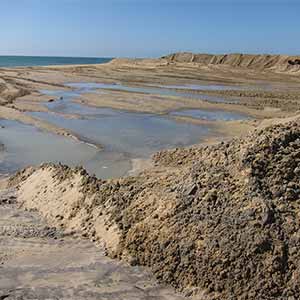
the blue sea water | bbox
[0,56,112,67]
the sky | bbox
[0,0,299,58]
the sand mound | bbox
[162,52,300,74]
[9,119,300,299]
[108,52,300,75]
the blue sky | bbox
[0,0,299,57]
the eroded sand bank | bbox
[1,54,300,299]
[6,114,300,299]
[0,186,185,300]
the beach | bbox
[1,53,300,299]
[1,55,300,144]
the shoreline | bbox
[0,56,113,69]
[6,115,300,299]
[1,55,300,299]
[0,58,300,175]
[0,59,300,164]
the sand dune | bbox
[162,52,300,74]
[110,52,300,75]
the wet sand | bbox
[1,57,300,299]
[1,58,299,182]
[0,59,299,142]
[0,59,300,180]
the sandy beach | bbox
[1,54,300,299]
[1,55,300,143]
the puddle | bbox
[29,109,209,158]
[0,119,131,178]
[2,82,252,179]
[43,83,247,122]
[36,84,218,161]
[28,108,209,179]
[151,82,281,92]
[65,82,230,103]
[28,82,252,179]
[170,109,249,121]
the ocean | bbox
[0,56,112,67]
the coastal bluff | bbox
[163,52,300,73]
[109,52,300,75]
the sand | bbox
[162,52,300,74]
[0,184,186,300]
[7,115,300,299]
[1,54,300,145]
[1,53,300,299]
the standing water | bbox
[0,119,132,178]
[0,82,250,179]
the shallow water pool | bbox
[0,119,131,178]
[65,82,230,103]
[29,109,209,158]
[31,83,250,177]
[154,83,242,91]
[3,81,252,179]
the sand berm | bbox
[7,116,300,299]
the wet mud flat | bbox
[0,74,285,181]
[64,82,233,103]
[0,187,185,300]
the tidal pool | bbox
[153,83,243,91]
[150,82,279,92]
[27,107,209,179]
[29,109,209,158]
[30,83,251,178]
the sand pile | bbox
[9,119,300,299]
[162,52,300,74]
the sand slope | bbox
[110,52,300,75]
[162,52,300,74]
[8,115,300,299]
[0,185,185,300]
